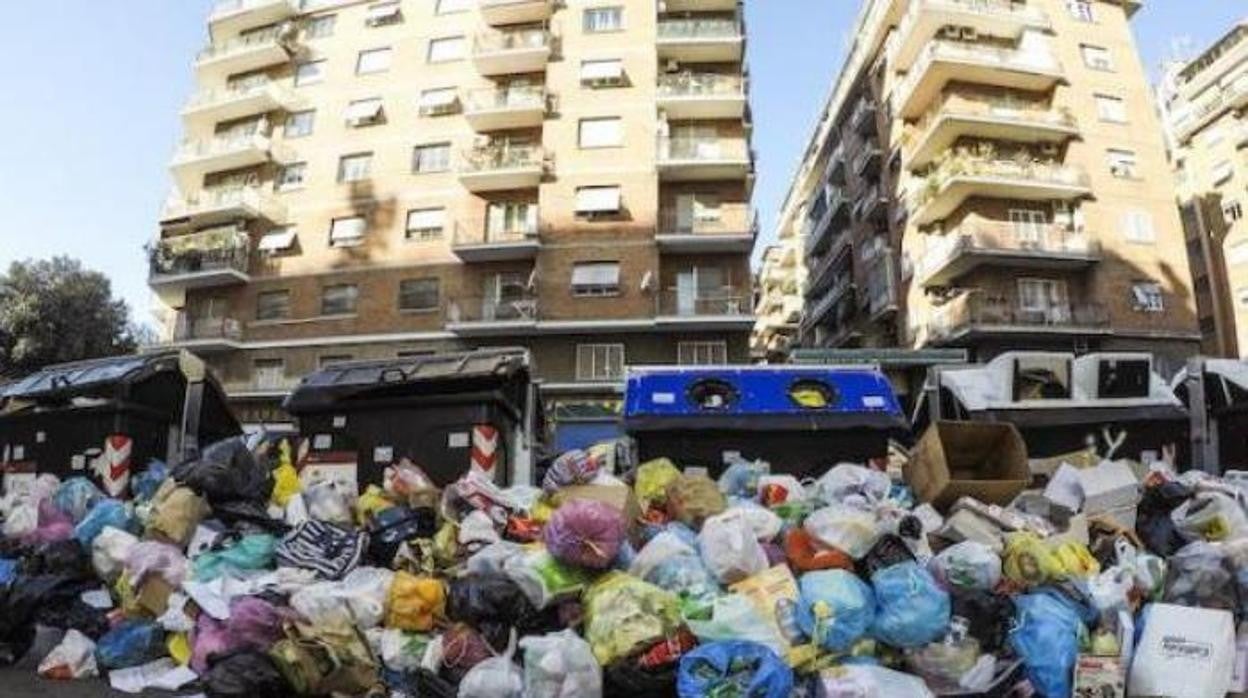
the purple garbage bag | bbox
[543,500,626,570]
[225,597,286,652]
[191,614,230,674]
[26,499,75,544]
[125,540,188,587]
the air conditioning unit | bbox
[938,26,962,39]
[1073,353,1153,399]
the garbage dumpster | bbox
[1174,357,1248,472]
[923,351,1188,466]
[623,366,906,479]
[282,348,541,489]
[0,351,240,494]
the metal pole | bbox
[1187,357,1219,474]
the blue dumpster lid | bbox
[623,365,905,432]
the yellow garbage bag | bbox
[270,439,301,508]
[167,633,192,666]
[635,458,682,509]
[584,571,681,665]
[1002,533,1067,587]
[386,571,446,632]
[1052,542,1100,578]
[356,485,397,525]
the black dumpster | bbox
[1174,358,1248,472]
[0,351,240,494]
[282,349,540,489]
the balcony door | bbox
[671,125,719,159]
[485,271,531,320]
[1009,207,1049,248]
[674,193,721,233]
[1018,278,1070,324]
[487,201,538,239]
[676,267,726,315]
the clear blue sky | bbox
[0,0,1241,328]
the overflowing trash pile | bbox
[1,424,1247,698]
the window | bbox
[305,14,335,39]
[1213,159,1235,184]
[1225,200,1244,224]
[1131,282,1164,312]
[571,261,621,297]
[436,0,471,13]
[678,341,727,366]
[1081,44,1113,71]
[253,359,286,390]
[365,1,401,26]
[580,58,625,86]
[406,208,446,241]
[256,290,291,320]
[329,215,367,247]
[487,202,538,235]
[284,110,315,138]
[575,185,622,215]
[412,143,451,173]
[428,36,466,63]
[258,228,297,253]
[321,284,359,315]
[419,87,459,115]
[399,278,440,312]
[578,117,623,148]
[294,60,326,87]
[584,6,624,33]
[356,47,392,75]
[672,193,721,231]
[1067,0,1094,21]
[1009,208,1049,245]
[1123,209,1156,244]
[345,97,384,127]
[1205,129,1226,149]
[1018,278,1069,315]
[276,162,307,191]
[319,355,354,368]
[576,344,625,381]
[337,152,372,182]
[1107,149,1138,178]
[1095,94,1126,123]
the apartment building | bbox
[775,0,1198,373]
[751,227,806,361]
[147,0,755,429]
[1158,19,1248,358]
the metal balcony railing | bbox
[464,86,548,112]
[196,27,292,64]
[657,288,750,317]
[658,203,755,236]
[184,79,295,112]
[452,219,541,246]
[173,133,273,162]
[658,136,750,162]
[657,72,746,98]
[657,16,742,40]
[171,314,244,343]
[149,230,251,279]
[929,293,1109,339]
[447,295,540,323]
[910,153,1090,210]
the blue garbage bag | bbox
[131,460,169,502]
[647,553,721,620]
[870,561,951,648]
[192,534,278,582]
[74,499,135,547]
[1008,588,1085,698]
[718,459,764,499]
[795,570,876,652]
[676,640,793,698]
[96,620,167,670]
[53,478,104,524]
[0,558,17,587]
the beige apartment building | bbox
[775,0,1199,374]
[751,228,806,361]
[146,0,755,428]
[1158,19,1248,358]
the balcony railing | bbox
[910,151,1090,211]
[894,39,1061,108]
[183,79,296,114]
[473,27,552,54]
[893,0,1051,46]
[658,136,750,162]
[1171,74,1248,142]
[658,288,750,317]
[149,229,251,280]
[657,72,746,98]
[906,94,1078,161]
[173,133,274,163]
[657,16,742,40]
[161,185,284,222]
[447,295,540,324]
[196,28,292,65]
[460,144,546,173]
[921,221,1099,279]
[453,221,541,247]
[928,293,1109,340]
[171,314,244,344]
[464,86,547,113]
[658,203,754,236]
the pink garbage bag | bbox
[26,499,75,544]
[225,597,286,652]
[125,540,188,587]
[190,614,230,674]
[542,500,626,570]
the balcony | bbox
[657,136,753,182]
[806,241,851,297]
[463,87,548,132]
[890,0,1052,73]
[158,313,244,354]
[825,143,847,185]
[472,28,552,76]
[657,73,748,120]
[182,80,300,124]
[904,96,1079,170]
[223,376,302,398]
[657,204,756,254]
[196,30,294,79]
[854,185,890,224]
[909,150,1091,226]
[161,186,286,227]
[656,16,744,63]
[479,0,554,26]
[148,229,251,291]
[804,188,850,256]
[893,40,1064,120]
[208,0,297,40]
[865,252,899,319]
[927,293,1110,344]
[662,0,739,10]
[852,145,883,178]
[446,295,539,336]
[451,222,541,262]
[1171,73,1248,143]
[656,288,754,330]
[459,145,547,192]
[919,221,1101,287]
[1176,26,1248,106]
[169,133,287,191]
[850,99,877,136]
[806,277,855,330]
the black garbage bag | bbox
[22,539,92,579]
[211,500,290,535]
[0,573,94,666]
[172,437,273,505]
[203,649,293,698]
[603,654,679,698]
[856,534,916,579]
[446,574,562,651]
[950,589,1015,653]
[36,599,111,640]
[1136,479,1194,556]
[399,668,458,698]
[368,506,438,567]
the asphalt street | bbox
[0,670,197,696]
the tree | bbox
[0,257,138,378]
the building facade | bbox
[751,226,806,361]
[1158,19,1248,358]
[775,0,1198,374]
[147,0,755,428]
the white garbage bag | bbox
[37,629,98,680]
[812,464,891,508]
[805,503,881,559]
[697,516,768,584]
[928,541,1001,591]
[519,629,602,698]
[91,526,139,582]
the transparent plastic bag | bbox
[520,629,602,698]
[698,515,768,584]
[812,464,890,507]
[817,665,935,698]
[929,541,1001,591]
[805,503,881,559]
[686,594,787,657]
[458,632,523,698]
[1172,491,1248,542]
[583,572,682,665]
[38,629,98,680]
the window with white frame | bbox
[321,284,359,315]
[487,201,538,236]
[1095,94,1127,123]
[436,0,471,13]
[575,185,622,215]
[253,359,286,389]
[398,278,440,312]
[329,215,367,247]
[294,60,326,87]
[365,1,401,27]
[428,36,466,63]
[1131,281,1164,312]
[580,58,625,86]
[356,47,392,74]
[584,6,624,33]
[305,15,335,39]
[1107,148,1138,178]
[578,117,623,148]
[1213,159,1235,184]
[678,341,728,366]
[1017,278,1068,314]
[571,261,621,297]
[337,152,372,182]
[284,110,316,138]
[406,208,446,241]
[1123,209,1156,244]
[345,97,384,127]
[276,162,307,191]
[1226,200,1245,224]
[419,87,459,115]
[1081,44,1113,71]
[412,143,451,173]
[1067,0,1094,21]
[576,344,625,381]
[256,290,290,321]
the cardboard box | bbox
[137,576,175,617]
[905,422,1030,512]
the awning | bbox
[571,262,620,289]
[346,99,383,123]
[258,228,297,252]
[330,217,366,244]
[575,186,621,213]
[581,59,624,81]
[419,88,458,108]
[365,2,401,25]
